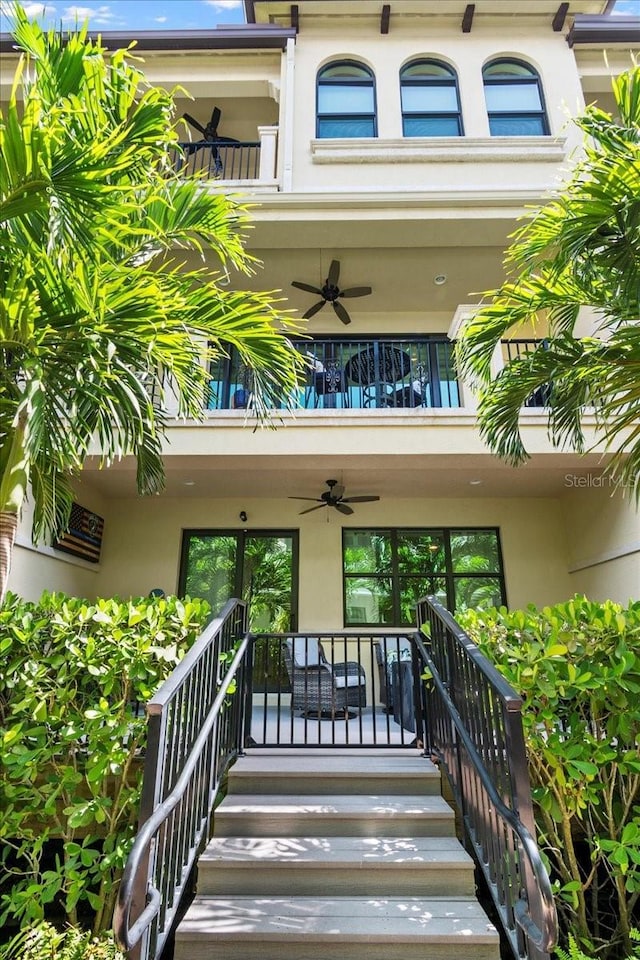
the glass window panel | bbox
[318,84,375,114]
[344,530,392,573]
[397,531,446,574]
[243,535,294,632]
[183,535,237,615]
[399,577,446,625]
[450,530,500,573]
[488,115,546,136]
[485,82,542,112]
[345,577,393,624]
[403,116,461,137]
[402,85,458,113]
[318,118,375,138]
[402,62,453,79]
[484,61,536,78]
[321,63,372,80]
[454,577,504,612]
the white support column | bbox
[258,125,278,182]
[280,37,296,193]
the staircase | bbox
[174,747,500,960]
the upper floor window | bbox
[317,61,377,138]
[400,60,463,136]
[483,59,549,136]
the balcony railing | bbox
[173,140,261,180]
[501,339,551,408]
[208,336,460,411]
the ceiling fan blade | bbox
[341,495,380,503]
[327,259,340,286]
[335,503,354,516]
[288,496,323,502]
[332,484,345,499]
[332,301,351,325]
[304,300,327,319]
[292,281,323,295]
[210,106,221,129]
[299,503,328,515]
[340,286,372,299]
[183,113,206,136]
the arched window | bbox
[316,61,376,138]
[400,60,463,136]
[483,59,549,136]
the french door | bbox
[179,529,298,632]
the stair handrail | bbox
[113,599,251,960]
[415,595,558,960]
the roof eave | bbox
[567,14,640,45]
[0,25,296,54]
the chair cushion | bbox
[289,637,324,667]
[333,674,365,689]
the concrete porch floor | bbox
[249,704,418,748]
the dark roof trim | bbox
[567,14,640,45]
[552,2,569,32]
[381,3,391,34]
[0,24,296,53]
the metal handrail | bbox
[415,595,558,960]
[113,599,249,960]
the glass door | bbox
[179,529,298,632]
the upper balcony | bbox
[172,127,279,190]
[202,334,553,414]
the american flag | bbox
[54,503,104,564]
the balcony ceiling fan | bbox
[289,479,380,516]
[291,259,372,325]
[182,105,237,144]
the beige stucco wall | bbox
[77,494,574,626]
[288,22,586,194]
[7,483,109,602]
[562,484,640,604]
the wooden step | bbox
[198,835,476,897]
[229,750,440,796]
[174,895,500,960]
[214,794,456,838]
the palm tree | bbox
[0,8,305,601]
[456,66,640,497]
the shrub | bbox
[0,921,124,959]
[0,592,210,934]
[556,930,640,960]
[460,597,640,959]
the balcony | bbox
[207,336,460,412]
[172,126,278,188]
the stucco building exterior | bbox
[4,0,639,625]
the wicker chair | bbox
[283,638,366,717]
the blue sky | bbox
[0,1,246,32]
[0,0,638,33]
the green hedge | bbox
[0,592,210,934]
[459,597,640,959]
[0,922,124,960]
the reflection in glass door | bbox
[179,530,298,632]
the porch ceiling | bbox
[202,244,509,318]
[81,452,611,501]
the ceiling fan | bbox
[291,259,372,325]
[182,105,236,143]
[289,479,380,516]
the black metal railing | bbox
[208,336,460,411]
[414,595,557,960]
[501,339,551,408]
[250,633,422,748]
[113,599,250,960]
[173,141,261,180]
